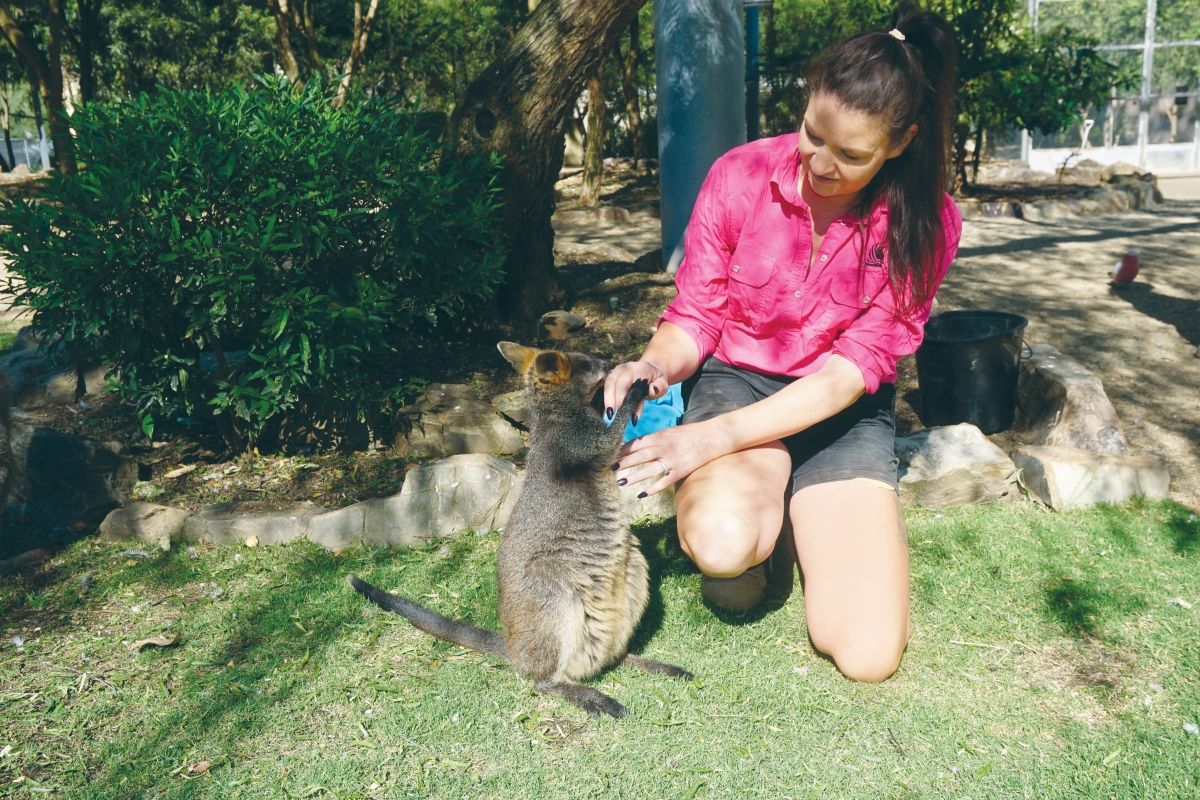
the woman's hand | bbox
[602,359,669,423]
[613,420,727,497]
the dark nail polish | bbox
[606,407,614,419]
[611,462,620,471]
[617,478,627,487]
[632,414,639,426]
[637,492,647,499]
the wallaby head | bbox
[497,341,609,416]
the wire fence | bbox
[1020,0,1200,174]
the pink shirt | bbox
[660,133,962,395]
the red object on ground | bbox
[1111,249,1140,284]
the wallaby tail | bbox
[347,575,508,661]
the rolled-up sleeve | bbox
[658,158,738,362]
[831,198,963,394]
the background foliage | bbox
[0,76,504,449]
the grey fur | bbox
[349,342,692,718]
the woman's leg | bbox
[789,478,909,683]
[675,441,793,580]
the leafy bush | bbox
[0,76,505,449]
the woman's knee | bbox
[678,510,774,577]
[810,627,907,683]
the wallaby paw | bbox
[627,378,650,404]
[581,694,627,718]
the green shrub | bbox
[0,76,505,449]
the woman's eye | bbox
[805,129,823,146]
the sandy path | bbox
[939,200,1200,511]
[555,197,1200,511]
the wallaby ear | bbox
[532,350,572,385]
[497,341,537,374]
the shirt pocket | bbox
[726,245,777,327]
[816,269,890,342]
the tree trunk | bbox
[290,0,321,74]
[450,0,647,324]
[580,70,605,206]
[0,1,77,174]
[620,16,643,166]
[74,0,102,104]
[0,96,13,171]
[268,0,303,82]
[332,0,381,109]
[971,126,984,184]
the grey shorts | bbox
[680,357,899,494]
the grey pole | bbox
[1137,0,1158,169]
[655,0,746,274]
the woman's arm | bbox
[614,353,866,495]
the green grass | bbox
[2,499,1198,799]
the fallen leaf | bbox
[189,760,210,775]
[130,633,180,652]
[164,464,198,480]
[1169,597,1193,609]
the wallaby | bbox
[349,341,692,718]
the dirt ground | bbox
[553,167,1200,512]
[1,166,1196,516]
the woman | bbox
[603,4,961,683]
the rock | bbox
[492,389,530,429]
[27,364,109,406]
[554,205,633,226]
[12,326,43,352]
[896,424,1016,507]
[0,349,50,402]
[7,414,137,537]
[311,455,521,550]
[631,248,665,273]
[182,501,329,546]
[100,502,189,550]
[1015,344,1127,455]
[0,548,51,577]
[395,387,523,458]
[553,240,638,265]
[540,310,588,340]
[1010,445,1170,509]
[1102,161,1144,179]
[308,502,369,552]
[618,483,676,525]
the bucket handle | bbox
[1020,340,1033,361]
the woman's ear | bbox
[887,123,919,159]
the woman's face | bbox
[796,92,914,202]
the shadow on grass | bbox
[75,521,699,798]
[1042,573,1148,639]
[1163,503,1199,555]
[79,542,442,799]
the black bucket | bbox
[915,310,1029,434]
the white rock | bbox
[1010,445,1169,509]
[896,424,1016,507]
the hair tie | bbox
[888,28,906,41]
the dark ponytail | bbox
[805,2,957,316]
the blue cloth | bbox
[622,383,685,442]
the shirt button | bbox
[793,290,802,297]
[819,254,828,262]
[862,295,871,303]
[732,264,742,273]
